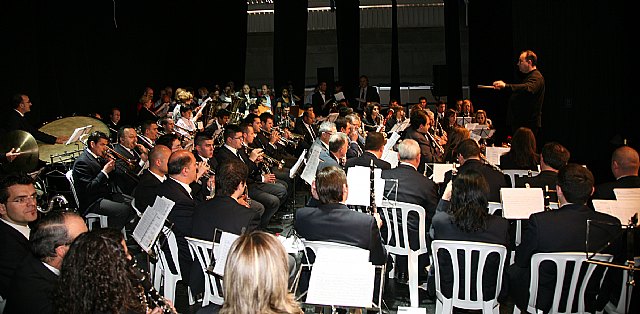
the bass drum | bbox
[37,116,110,163]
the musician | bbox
[317,132,349,172]
[344,132,391,170]
[593,145,640,200]
[345,114,365,159]
[293,110,318,152]
[260,84,274,113]
[356,75,380,114]
[3,211,87,314]
[112,127,149,195]
[71,131,134,231]
[442,139,510,202]
[191,133,217,201]
[156,133,182,152]
[214,124,283,230]
[442,108,459,136]
[311,81,332,117]
[175,106,197,138]
[276,105,295,130]
[132,145,171,212]
[434,100,446,127]
[404,109,441,173]
[255,112,293,160]
[159,117,176,135]
[363,103,383,133]
[137,94,157,124]
[203,108,230,137]
[153,93,172,119]
[309,121,336,160]
[237,84,256,115]
[172,88,195,120]
[138,120,159,150]
[6,94,67,144]
[384,105,406,134]
[294,166,387,265]
[416,96,428,112]
[516,142,570,203]
[459,99,474,117]
[0,173,38,300]
[105,107,121,143]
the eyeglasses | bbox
[10,195,38,205]
[232,136,243,140]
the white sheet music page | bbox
[289,149,307,178]
[500,188,545,219]
[432,163,456,183]
[381,132,400,160]
[306,247,375,308]
[345,166,372,206]
[613,188,640,223]
[66,125,92,145]
[132,196,175,254]
[485,146,510,165]
[212,231,240,276]
[301,145,321,185]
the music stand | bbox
[586,215,639,314]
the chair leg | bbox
[408,251,419,307]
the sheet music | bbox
[381,132,401,165]
[500,188,545,219]
[66,125,93,145]
[306,247,375,308]
[334,92,345,101]
[397,307,427,314]
[326,113,339,123]
[431,163,456,183]
[132,196,175,254]
[289,149,307,178]
[614,188,640,202]
[485,146,510,165]
[301,146,321,185]
[277,235,305,254]
[345,166,384,207]
[212,231,240,276]
[456,116,473,126]
[382,151,398,168]
[592,199,639,224]
[390,119,410,133]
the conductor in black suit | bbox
[509,164,623,313]
[344,132,391,170]
[132,145,171,212]
[5,94,66,144]
[4,211,87,314]
[592,146,640,200]
[71,131,134,230]
[0,173,39,299]
[442,139,510,202]
[516,142,570,203]
[295,166,387,265]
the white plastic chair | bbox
[487,202,502,215]
[65,169,109,230]
[514,252,613,314]
[185,236,225,307]
[502,169,539,188]
[431,240,507,314]
[600,257,639,314]
[379,200,429,307]
[151,226,183,303]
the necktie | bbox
[361,88,365,100]
[236,150,244,163]
[307,124,316,140]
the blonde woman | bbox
[219,231,303,314]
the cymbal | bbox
[1,130,40,173]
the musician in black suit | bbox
[112,127,149,196]
[104,107,121,143]
[516,142,570,203]
[382,139,439,280]
[345,114,365,159]
[203,108,230,137]
[295,166,387,265]
[5,94,65,144]
[132,145,171,211]
[0,173,38,299]
[593,146,640,200]
[4,212,87,314]
[509,164,623,313]
[442,139,510,202]
[404,109,441,173]
[71,131,134,230]
[355,75,380,113]
[345,132,391,170]
[311,81,333,117]
[318,132,349,173]
[293,110,318,152]
[137,120,159,150]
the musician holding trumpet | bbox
[112,127,149,195]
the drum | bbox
[37,116,109,163]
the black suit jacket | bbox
[515,170,558,202]
[403,127,439,173]
[293,121,317,151]
[381,164,439,225]
[132,169,163,212]
[312,91,333,116]
[592,175,640,200]
[214,146,261,184]
[191,196,261,241]
[0,221,30,298]
[499,153,539,171]
[112,143,144,195]
[514,204,622,312]
[71,150,114,214]
[5,109,56,144]
[295,203,387,265]
[4,255,58,314]
[443,159,510,202]
[345,151,391,170]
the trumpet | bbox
[265,127,298,148]
[243,144,284,171]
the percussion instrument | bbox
[0,130,39,173]
[37,116,110,163]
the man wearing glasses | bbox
[0,173,39,301]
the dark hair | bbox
[117,125,134,141]
[522,50,538,66]
[167,151,193,175]
[410,109,428,130]
[444,108,457,121]
[505,127,539,169]
[542,142,570,170]
[194,133,213,147]
[0,173,35,203]
[240,122,253,134]
[418,96,427,102]
[244,113,260,124]
[11,93,26,109]
[334,116,348,132]
[54,228,143,314]
[444,127,470,162]
[449,170,490,232]
[557,163,594,204]
[156,133,179,149]
[315,166,347,204]
[224,124,242,142]
[259,112,274,123]
[30,211,79,262]
[86,131,109,147]
[216,160,248,196]
[456,139,481,159]
[140,120,155,134]
[180,105,192,114]
[364,132,386,151]
[216,108,231,118]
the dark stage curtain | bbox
[274,0,308,102]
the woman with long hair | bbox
[362,103,383,132]
[500,127,539,171]
[54,228,174,314]
[443,126,470,163]
[219,231,303,314]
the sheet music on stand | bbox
[132,196,175,255]
[592,199,640,225]
[500,188,545,219]
[301,146,321,185]
[326,113,339,123]
[465,123,495,139]
[66,124,93,145]
[456,116,473,127]
[345,166,384,207]
[381,132,401,167]
[289,149,307,179]
[485,146,510,166]
[390,119,410,133]
[210,229,240,276]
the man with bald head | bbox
[593,146,640,199]
[133,145,172,211]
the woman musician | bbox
[362,103,384,133]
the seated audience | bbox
[500,127,540,171]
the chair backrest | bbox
[185,236,224,306]
[487,202,502,215]
[379,200,429,257]
[155,227,182,280]
[527,252,613,314]
[502,169,539,188]
[65,169,80,209]
[431,240,508,310]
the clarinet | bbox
[129,259,176,314]
[369,159,377,215]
